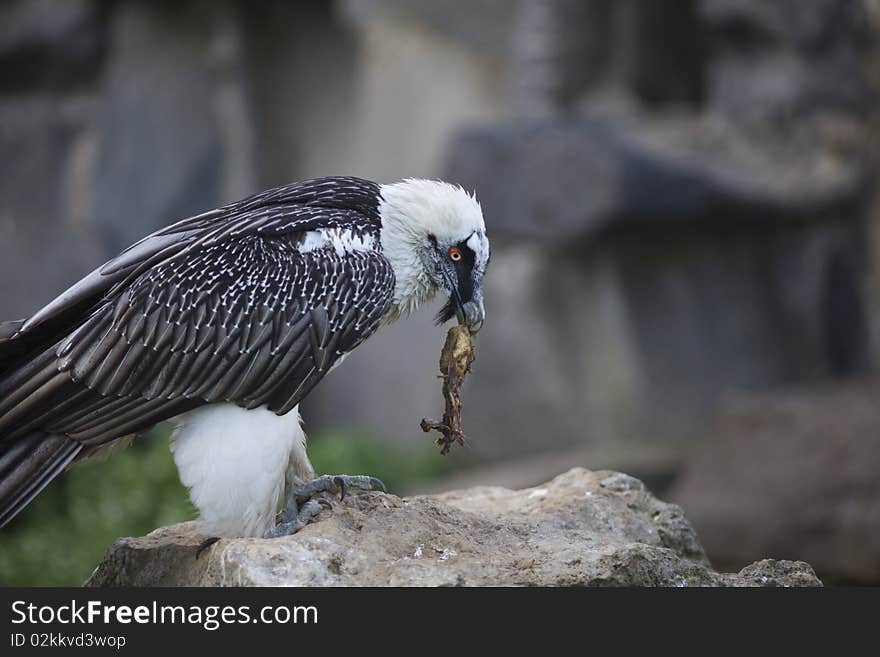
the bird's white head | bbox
[378,178,489,332]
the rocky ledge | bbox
[86,468,820,587]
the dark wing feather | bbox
[39,235,394,443]
[0,176,381,377]
[0,176,390,527]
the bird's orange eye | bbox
[448,247,463,262]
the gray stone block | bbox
[85,467,822,586]
[447,114,867,243]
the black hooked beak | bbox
[456,298,484,334]
[438,272,485,334]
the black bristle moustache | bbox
[435,297,457,325]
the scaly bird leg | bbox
[265,474,386,538]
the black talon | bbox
[196,536,220,559]
[334,475,347,500]
[275,474,387,535]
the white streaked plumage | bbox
[171,179,487,537]
[168,180,487,538]
[299,227,377,256]
[0,175,489,538]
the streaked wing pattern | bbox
[0,177,393,525]
[0,235,393,446]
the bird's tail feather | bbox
[0,431,81,528]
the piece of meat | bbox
[420,325,475,455]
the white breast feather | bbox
[170,403,312,538]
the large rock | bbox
[670,380,880,583]
[442,99,870,461]
[447,114,867,245]
[86,468,820,587]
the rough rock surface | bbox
[86,468,820,587]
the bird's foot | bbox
[289,474,386,502]
[264,498,328,538]
[265,474,386,538]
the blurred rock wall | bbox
[0,0,877,475]
[669,378,880,584]
[0,0,107,320]
[447,0,879,463]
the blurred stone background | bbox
[0,0,878,584]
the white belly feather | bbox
[170,403,313,538]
